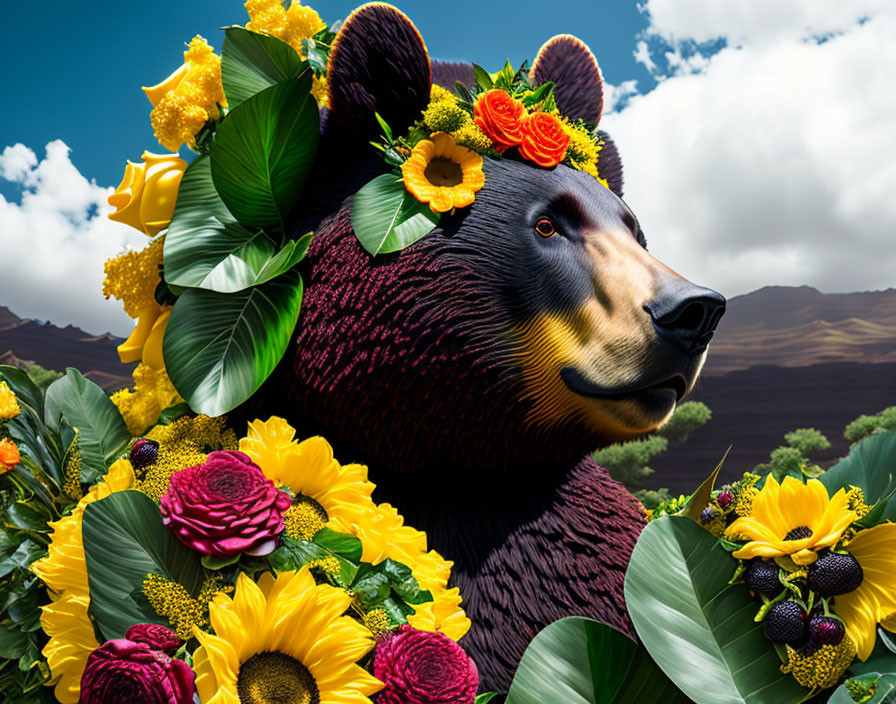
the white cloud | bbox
[639,0,892,47]
[633,40,656,73]
[0,141,146,336]
[603,5,896,298]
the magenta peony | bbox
[373,625,479,704]
[79,638,194,704]
[159,450,290,557]
[125,624,182,656]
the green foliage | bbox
[783,427,831,459]
[634,488,673,510]
[625,516,808,703]
[821,431,896,525]
[505,617,687,704]
[593,435,669,491]
[658,401,712,443]
[351,172,440,255]
[845,406,896,443]
[81,490,205,640]
[754,445,805,478]
[23,363,61,391]
[44,368,130,484]
[221,27,306,109]
[210,73,319,234]
[162,271,304,416]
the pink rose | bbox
[373,626,479,704]
[125,624,182,656]
[160,450,290,557]
[79,638,194,704]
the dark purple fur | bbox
[246,6,645,692]
[596,129,625,197]
[532,35,604,123]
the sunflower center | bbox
[237,651,320,704]
[424,157,464,187]
[284,495,328,541]
[785,525,813,541]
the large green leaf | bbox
[625,516,808,704]
[683,446,730,522]
[821,432,896,522]
[81,490,204,641]
[221,26,306,109]
[351,173,440,255]
[43,369,130,484]
[210,75,319,233]
[164,157,312,293]
[505,617,688,704]
[162,271,304,416]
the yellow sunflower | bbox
[725,475,856,566]
[832,523,896,660]
[30,459,136,704]
[332,502,471,641]
[239,417,377,541]
[401,132,484,213]
[240,418,471,640]
[193,568,382,704]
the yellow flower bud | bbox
[119,304,163,364]
[108,152,187,236]
[142,64,189,107]
[142,308,172,370]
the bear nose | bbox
[645,282,726,355]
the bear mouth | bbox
[560,367,688,403]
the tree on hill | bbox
[783,427,831,459]
[594,401,713,507]
[25,362,62,390]
[657,401,712,443]
[844,406,896,443]
[754,427,831,479]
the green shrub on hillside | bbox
[844,406,896,443]
[657,401,711,443]
[25,362,62,390]
[782,427,831,459]
[594,435,669,491]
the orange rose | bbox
[0,439,20,471]
[473,89,525,150]
[519,112,570,168]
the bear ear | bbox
[595,130,624,197]
[531,34,603,124]
[327,3,431,138]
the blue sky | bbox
[1,1,893,335]
[0,1,655,187]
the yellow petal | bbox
[117,304,162,363]
[141,307,171,370]
[142,63,189,107]
[107,161,147,233]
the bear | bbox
[250,3,727,692]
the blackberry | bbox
[700,506,718,525]
[130,439,159,470]
[764,601,808,647]
[807,551,863,598]
[804,615,845,651]
[745,560,781,598]
[717,490,733,509]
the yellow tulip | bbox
[108,152,187,236]
[142,63,189,107]
[118,304,171,370]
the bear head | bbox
[260,4,726,478]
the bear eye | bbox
[535,217,556,238]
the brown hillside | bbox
[703,286,896,374]
[0,308,133,391]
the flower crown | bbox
[352,62,609,254]
[101,0,611,420]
